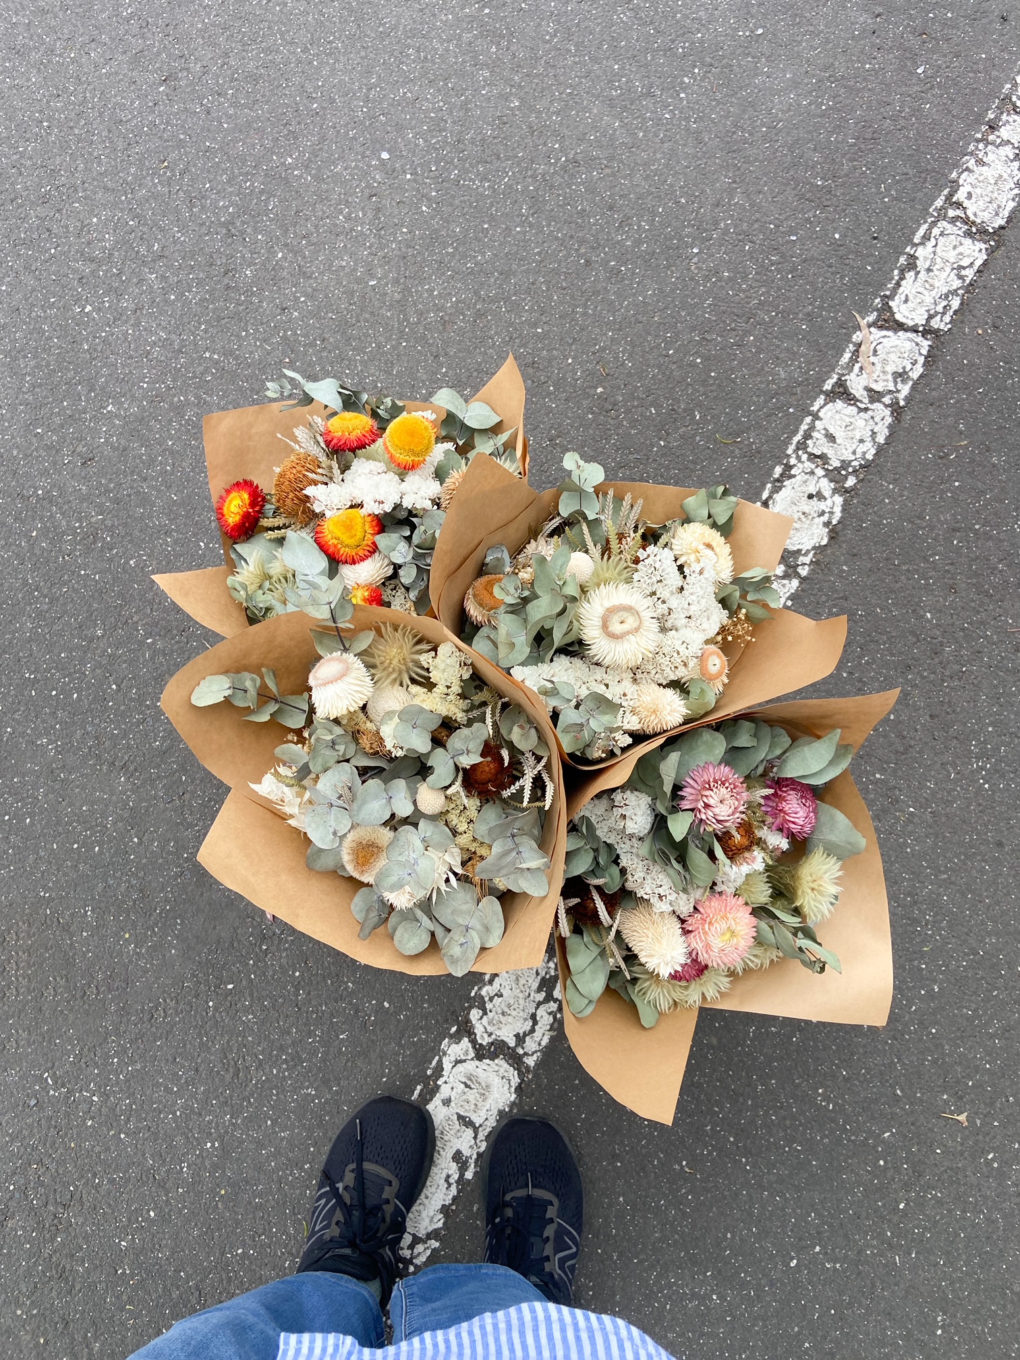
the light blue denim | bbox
[127,1263,547,1358]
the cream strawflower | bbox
[576,584,661,669]
[631,682,689,734]
[669,521,734,583]
[340,554,394,588]
[340,825,393,884]
[618,900,689,978]
[308,652,374,718]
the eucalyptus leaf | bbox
[808,802,867,860]
[191,674,233,707]
[775,729,841,779]
[440,926,481,976]
[389,911,434,956]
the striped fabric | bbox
[276,1301,675,1359]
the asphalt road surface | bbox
[2,4,1018,1358]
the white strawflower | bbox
[669,521,735,583]
[576,584,661,669]
[341,555,394,588]
[308,652,374,718]
[340,825,393,884]
[631,682,689,733]
[565,551,595,584]
[618,900,689,978]
[415,784,447,816]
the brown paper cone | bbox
[161,606,566,976]
[430,456,848,770]
[559,690,899,1122]
[157,358,528,637]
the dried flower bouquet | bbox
[161,604,565,977]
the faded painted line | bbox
[402,66,1020,1263]
[403,958,560,1264]
[766,71,1020,601]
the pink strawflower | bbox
[677,762,748,833]
[762,776,818,840]
[682,893,756,969]
[670,954,708,983]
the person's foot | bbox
[483,1116,583,1306]
[297,1096,434,1306]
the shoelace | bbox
[486,1174,573,1304]
[308,1119,403,1295]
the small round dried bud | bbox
[415,784,447,816]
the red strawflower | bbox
[215,479,266,541]
[670,954,708,983]
[349,584,384,607]
[322,411,380,453]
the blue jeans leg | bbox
[390,1263,548,1340]
[126,1272,385,1359]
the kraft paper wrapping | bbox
[154,355,528,637]
[160,605,566,976]
[559,689,900,1123]
[430,455,849,770]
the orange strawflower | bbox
[350,584,384,607]
[383,412,436,471]
[215,479,266,541]
[315,508,384,564]
[323,411,380,453]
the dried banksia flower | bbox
[273,452,323,524]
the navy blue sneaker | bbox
[483,1116,583,1305]
[297,1096,434,1306]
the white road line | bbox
[402,68,1020,1264]
[404,958,560,1264]
[766,73,1020,601]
